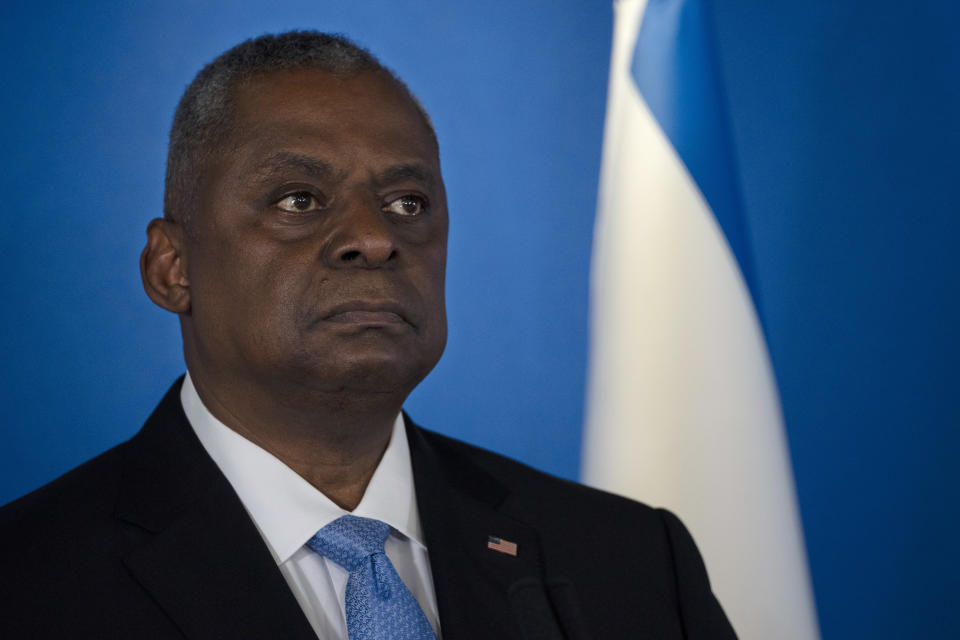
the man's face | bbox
[183,68,447,397]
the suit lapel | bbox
[114,380,317,640]
[407,418,568,640]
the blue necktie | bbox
[307,515,438,640]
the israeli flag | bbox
[582,1,820,637]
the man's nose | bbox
[324,201,398,268]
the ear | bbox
[140,218,191,314]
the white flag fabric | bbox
[582,1,820,638]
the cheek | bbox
[407,239,445,288]
[193,236,311,331]
[245,249,321,325]
[418,250,448,337]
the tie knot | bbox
[307,515,392,571]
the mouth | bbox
[322,301,411,326]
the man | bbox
[0,32,736,639]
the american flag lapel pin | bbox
[487,535,518,557]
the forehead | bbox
[223,68,438,169]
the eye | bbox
[275,191,325,213]
[383,194,427,217]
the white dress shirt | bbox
[180,373,441,639]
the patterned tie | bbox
[307,515,438,640]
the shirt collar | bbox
[180,372,424,564]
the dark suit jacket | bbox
[0,379,736,639]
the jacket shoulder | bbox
[415,424,738,639]
[0,440,129,547]
[417,424,662,520]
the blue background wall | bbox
[1,1,956,638]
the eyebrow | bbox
[250,152,437,189]
[250,152,342,183]
[374,163,436,189]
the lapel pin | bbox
[487,535,518,557]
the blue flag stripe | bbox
[630,0,758,302]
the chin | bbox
[286,353,431,396]
[354,357,435,393]
[282,329,445,395]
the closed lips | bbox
[323,301,409,324]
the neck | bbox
[187,366,405,511]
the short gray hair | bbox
[163,31,436,229]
